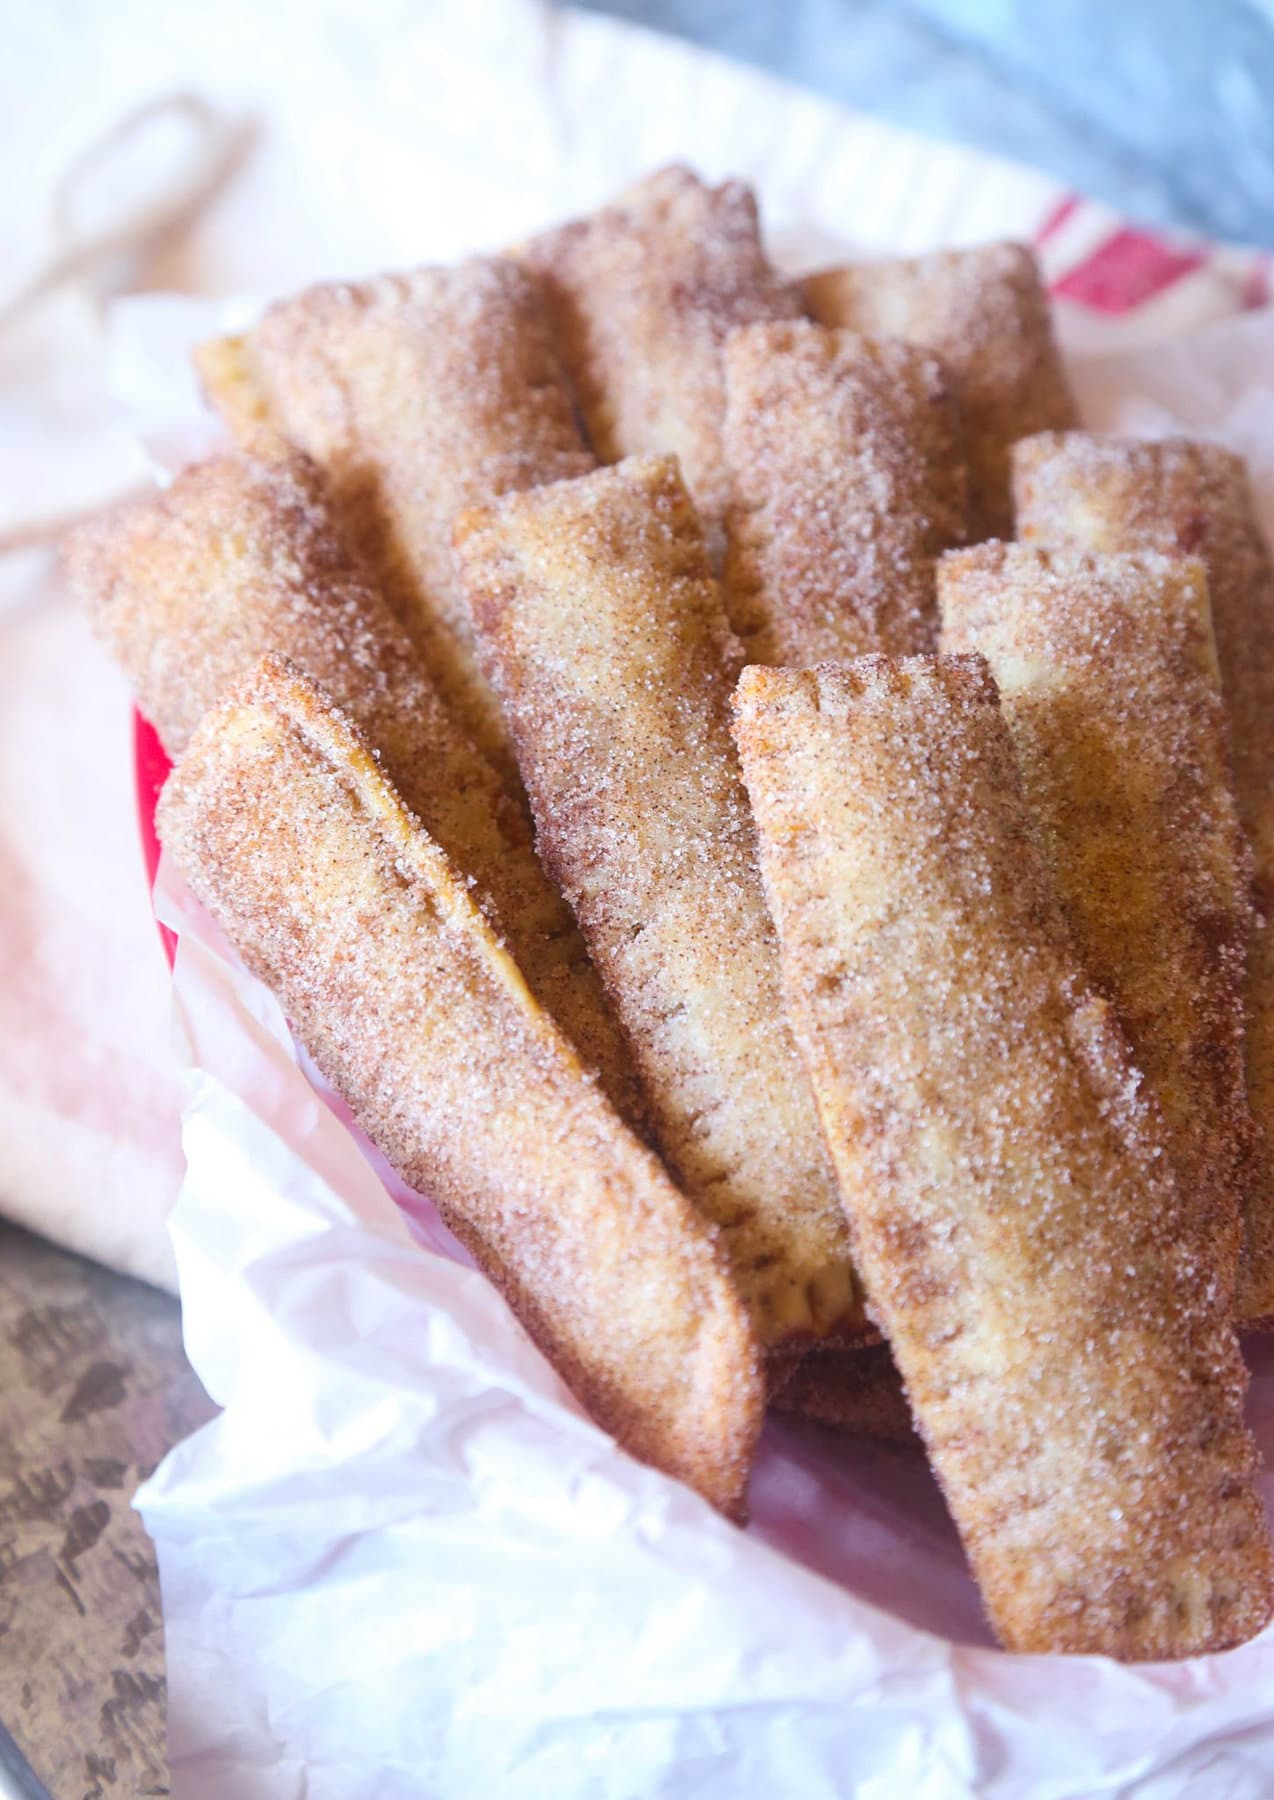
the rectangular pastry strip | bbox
[722,321,966,666]
[196,255,593,786]
[733,654,1271,1658]
[157,656,764,1515]
[1013,432,1274,1323]
[940,543,1253,1313]
[65,452,643,1129]
[519,165,803,529]
[804,242,1076,539]
[455,455,864,1349]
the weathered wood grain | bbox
[0,1222,214,1800]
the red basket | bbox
[133,709,176,966]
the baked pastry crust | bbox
[733,653,1272,1657]
[519,165,803,529]
[455,455,864,1350]
[66,451,643,1129]
[804,242,1075,539]
[1014,432,1274,1325]
[771,1346,917,1447]
[158,655,764,1515]
[196,255,593,787]
[722,321,966,665]
[940,543,1253,1319]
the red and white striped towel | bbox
[1038,191,1271,348]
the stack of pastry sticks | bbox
[66,163,1274,1659]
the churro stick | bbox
[733,655,1272,1659]
[195,256,593,786]
[158,656,764,1515]
[1013,432,1274,1323]
[771,1346,917,1447]
[64,452,643,1128]
[721,322,966,665]
[454,456,864,1350]
[804,242,1075,539]
[941,544,1253,1314]
[519,165,803,529]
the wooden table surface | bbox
[0,1221,214,1800]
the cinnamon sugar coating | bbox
[722,321,966,664]
[195,255,593,787]
[64,452,643,1128]
[519,165,803,529]
[454,455,864,1350]
[1014,432,1274,1323]
[157,657,764,1514]
[734,654,1272,1658]
[941,544,1253,1320]
[804,242,1075,540]
[771,1345,917,1447]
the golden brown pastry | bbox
[158,655,764,1514]
[65,452,643,1128]
[454,455,864,1351]
[733,653,1272,1658]
[771,1346,917,1447]
[1013,432,1274,1325]
[519,164,803,529]
[721,321,966,665]
[804,242,1075,539]
[940,543,1253,1315]
[195,256,593,786]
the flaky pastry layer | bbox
[940,543,1253,1318]
[196,255,592,786]
[804,242,1075,539]
[519,165,802,528]
[1014,432,1274,1323]
[722,321,966,665]
[455,455,863,1349]
[734,653,1271,1658]
[65,452,642,1128]
[158,656,764,1514]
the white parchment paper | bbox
[118,288,1274,1796]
